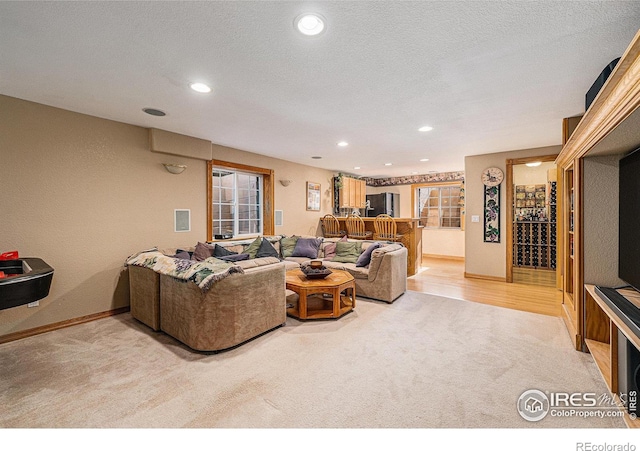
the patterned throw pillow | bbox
[332,241,363,263]
[280,236,299,258]
[323,236,348,261]
[244,236,263,259]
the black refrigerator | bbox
[366,193,400,217]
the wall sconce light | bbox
[279,179,293,187]
[163,163,187,174]
[525,161,542,167]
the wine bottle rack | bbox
[513,182,557,269]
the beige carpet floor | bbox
[0,290,626,428]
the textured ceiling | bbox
[1,1,639,177]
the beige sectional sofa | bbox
[127,235,407,352]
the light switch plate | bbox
[471,215,480,223]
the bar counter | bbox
[333,217,422,276]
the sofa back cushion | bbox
[332,241,362,263]
[291,237,323,259]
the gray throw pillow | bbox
[214,244,236,257]
[256,238,279,258]
[356,243,382,267]
[173,250,191,260]
[291,237,323,259]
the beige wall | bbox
[464,145,561,278]
[210,144,334,237]
[0,95,333,336]
[366,183,465,258]
[583,155,624,287]
[512,161,556,185]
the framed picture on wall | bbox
[306,182,321,211]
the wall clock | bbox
[482,167,504,186]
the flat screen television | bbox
[619,147,640,291]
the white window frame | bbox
[415,184,462,229]
[210,167,263,238]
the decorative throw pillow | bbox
[214,244,237,257]
[356,243,382,267]
[173,250,191,260]
[193,242,214,261]
[280,236,299,258]
[332,241,362,263]
[244,236,263,259]
[291,237,323,259]
[219,253,250,262]
[256,238,279,258]
[323,236,348,261]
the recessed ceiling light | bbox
[295,13,326,36]
[418,126,433,132]
[142,108,166,117]
[526,161,542,167]
[337,141,349,147]
[384,163,392,166]
[311,156,322,159]
[189,82,212,93]
[420,158,429,162]
[354,166,361,170]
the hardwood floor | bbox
[407,257,562,317]
[512,267,556,287]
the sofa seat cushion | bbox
[283,260,301,271]
[235,256,281,269]
[284,256,312,265]
[322,261,369,279]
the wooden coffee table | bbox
[285,269,356,320]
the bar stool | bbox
[321,214,345,238]
[346,214,373,240]
[373,214,403,242]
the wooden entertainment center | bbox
[556,30,640,427]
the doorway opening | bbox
[506,155,559,287]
